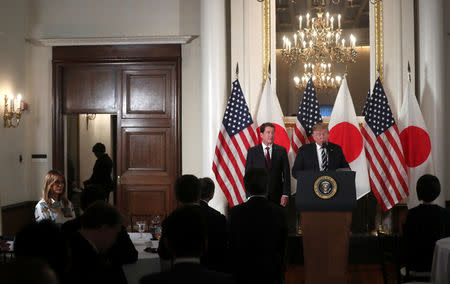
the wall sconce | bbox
[85,114,96,130]
[3,94,27,128]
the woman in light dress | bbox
[35,170,75,224]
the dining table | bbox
[123,232,161,284]
[431,237,450,284]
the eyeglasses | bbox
[54,180,64,185]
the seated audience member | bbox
[65,201,124,284]
[35,170,75,224]
[229,168,288,284]
[199,177,228,272]
[14,220,68,282]
[61,189,137,270]
[158,175,228,272]
[140,206,234,284]
[0,258,59,284]
[403,174,450,272]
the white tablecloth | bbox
[124,232,161,284]
[431,237,450,284]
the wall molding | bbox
[26,35,198,46]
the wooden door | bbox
[117,62,180,219]
[52,45,181,220]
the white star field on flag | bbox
[297,79,323,136]
[223,81,253,136]
[364,78,396,136]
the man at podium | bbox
[292,123,349,178]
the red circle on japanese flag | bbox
[257,123,291,154]
[328,122,363,163]
[400,126,431,167]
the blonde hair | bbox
[311,122,329,133]
[42,170,69,208]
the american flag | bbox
[291,78,323,154]
[212,79,258,207]
[361,78,408,211]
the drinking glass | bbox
[136,221,147,239]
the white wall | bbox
[0,0,30,205]
[25,0,202,187]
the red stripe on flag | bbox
[212,162,235,206]
[217,131,245,203]
[364,145,395,208]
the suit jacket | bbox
[158,204,228,272]
[199,200,228,272]
[140,262,235,284]
[84,153,114,191]
[245,143,291,204]
[291,142,349,178]
[229,196,288,284]
[65,232,128,284]
[403,204,450,271]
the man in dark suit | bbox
[158,175,228,272]
[199,177,228,272]
[292,122,349,178]
[245,122,291,207]
[83,142,114,201]
[141,206,234,284]
[229,167,288,284]
[65,201,124,284]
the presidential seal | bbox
[314,176,338,199]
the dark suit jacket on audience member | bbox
[158,203,228,272]
[245,143,291,204]
[62,218,137,284]
[65,232,128,284]
[292,142,349,178]
[229,196,288,284]
[199,200,228,272]
[140,262,235,284]
[403,204,450,271]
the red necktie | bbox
[265,147,271,169]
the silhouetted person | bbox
[61,189,137,280]
[158,175,228,272]
[65,201,124,284]
[14,220,68,283]
[403,174,450,272]
[199,177,228,272]
[0,258,59,284]
[83,142,114,201]
[140,206,234,284]
[229,168,288,284]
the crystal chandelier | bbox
[293,62,342,90]
[281,6,357,90]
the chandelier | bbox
[281,6,357,90]
[293,62,342,90]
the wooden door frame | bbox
[52,45,181,212]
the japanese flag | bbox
[328,77,370,199]
[398,81,444,208]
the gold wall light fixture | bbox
[3,94,27,128]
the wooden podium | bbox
[295,171,356,284]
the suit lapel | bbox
[256,144,268,169]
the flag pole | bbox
[235,62,239,80]
[407,61,411,83]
